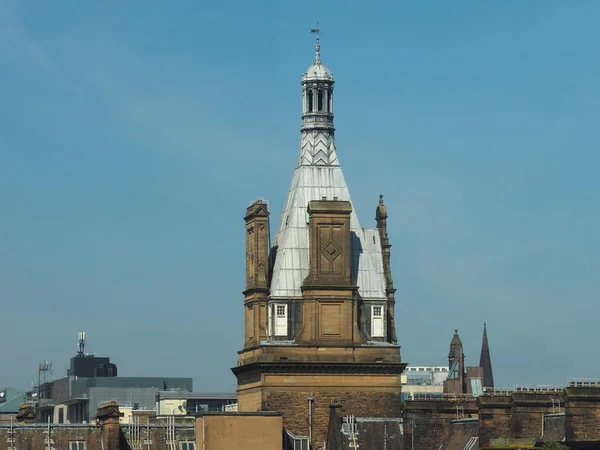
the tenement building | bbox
[232,31,407,447]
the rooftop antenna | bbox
[37,361,53,399]
[77,331,86,357]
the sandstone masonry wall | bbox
[264,389,402,448]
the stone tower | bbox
[444,329,466,394]
[232,31,406,447]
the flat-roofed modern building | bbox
[155,391,237,415]
[401,366,448,401]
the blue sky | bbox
[1,0,599,392]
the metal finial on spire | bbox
[310,22,321,63]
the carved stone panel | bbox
[304,200,354,287]
[319,225,344,276]
[320,303,342,337]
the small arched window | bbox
[307,90,313,112]
[317,91,323,111]
[327,91,332,112]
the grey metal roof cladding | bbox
[268,46,387,302]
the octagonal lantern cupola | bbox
[301,29,334,132]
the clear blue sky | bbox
[1,0,599,392]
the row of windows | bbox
[267,303,385,338]
[401,392,444,401]
[68,442,195,450]
[406,367,449,372]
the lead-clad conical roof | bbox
[268,37,387,301]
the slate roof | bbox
[0,388,26,414]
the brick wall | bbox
[478,392,566,448]
[340,419,403,450]
[538,413,566,443]
[0,401,200,450]
[440,419,478,450]
[0,424,103,450]
[264,389,402,448]
[403,399,478,450]
[477,395,512,448]
[565,387,600,442]
[120,420,196,449]
[0,420,198,450]
[511,393,557,440]
[400,389,600,449]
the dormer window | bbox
[275,304,288,336]
[371,305,384,338]
[268,303,288,338]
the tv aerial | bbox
[77,331,86,357]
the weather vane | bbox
[310,22,320,38]
[310,22,321,62]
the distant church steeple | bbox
[444,329,466,394]
[479,322,494,388]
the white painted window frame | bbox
[371,305,385,338]
[274,303,288,337]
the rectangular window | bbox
[274,303,288,336]
[69,442,86,450]
[293,437,309,450]
[371,305,384,338]
[180,443,196,450]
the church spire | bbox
[479,322,495,388]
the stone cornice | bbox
[232,361,407,376]
[242,287,270,298]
